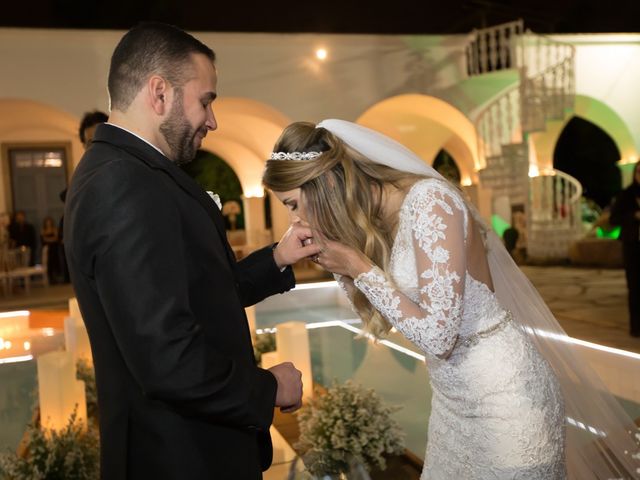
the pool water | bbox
[0,360,38,452]
[2,281,639,464]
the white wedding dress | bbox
[344,179,566,479]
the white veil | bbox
[317,119,640,479]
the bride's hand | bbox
[313,238,374,278]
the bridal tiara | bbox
[270,151,323,161]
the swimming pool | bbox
[1,279,639,462]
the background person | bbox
[610,161,640,337]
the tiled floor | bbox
[520,265,640,354]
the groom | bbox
[64,22,320,479]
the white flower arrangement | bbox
[296,380,405,475]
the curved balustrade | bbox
[470,22,575,165]
[528,169,584,260]
[468,21,579,260]
[475,85,521,163]
[465,20,524,76]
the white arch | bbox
[530,95,638,173]
[202,98,290,198]
[357,94,479,184]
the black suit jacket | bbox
[610,186,640,243]
[65,124,295,479]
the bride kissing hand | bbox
[312,238,374,279]
[274,222,321,269]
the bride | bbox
[263,119,640,479]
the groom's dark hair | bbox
[108,22,215,111]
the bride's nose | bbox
[292,216,311,228]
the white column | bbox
[37,350,87,431]
[462,183,493,224]
[245,306,257,338]
[267,190,290,242]
[275,321,313,401]
[64,316,92,365]
[242,195,268,247]
[260,351,280,370]
[68,297,81,320]
[66,297,93,365]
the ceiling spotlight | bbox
[316,48,328,61]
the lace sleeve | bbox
[354,182,468,357]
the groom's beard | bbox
[159,88,202,166]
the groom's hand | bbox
[273,222,321,269]
[268,362,303,413]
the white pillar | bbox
[275,321,313,401]
[66,297,93,365]
[462,183,493,223]
[64,316,93,365]
[260,351,280,369]
[242,195,268,247]
[37,350,87,431]
[618,161,638,188]
[245,306,257,338]
[68,298,81,320]
[267,190,290,243]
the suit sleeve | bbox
[78,160,276,431]
[610,190,636,226]
[234,246,295,307]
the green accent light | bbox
[596,226,621,239]
[491,215,511,237]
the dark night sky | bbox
[1,0,639,34]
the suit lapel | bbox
[93,124,237,265]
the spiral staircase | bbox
[465,20,583,260]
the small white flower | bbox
[206,191,222,210]
[431,246,449,263]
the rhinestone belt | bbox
[457,311,514,349]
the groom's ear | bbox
[148,76,168,115]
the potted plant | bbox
[295,380,404,477]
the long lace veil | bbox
[318,118,640,479]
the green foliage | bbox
[75,360,98,425]
[253,332,276,365]
[1,360,101,479]
[181,150,245,229]
[433,149,461,185]
[0,410,99,480]
[296,380,405,475]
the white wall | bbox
[551,34,640,157]
[0,28,469,123]
[2,28,638,153]
[1,28,639,220]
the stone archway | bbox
[529,94,637,182]
[554,116,621,208]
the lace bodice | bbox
[350,179,506,358]
[338,179,566,478]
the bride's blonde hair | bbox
[263,121,422,337]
